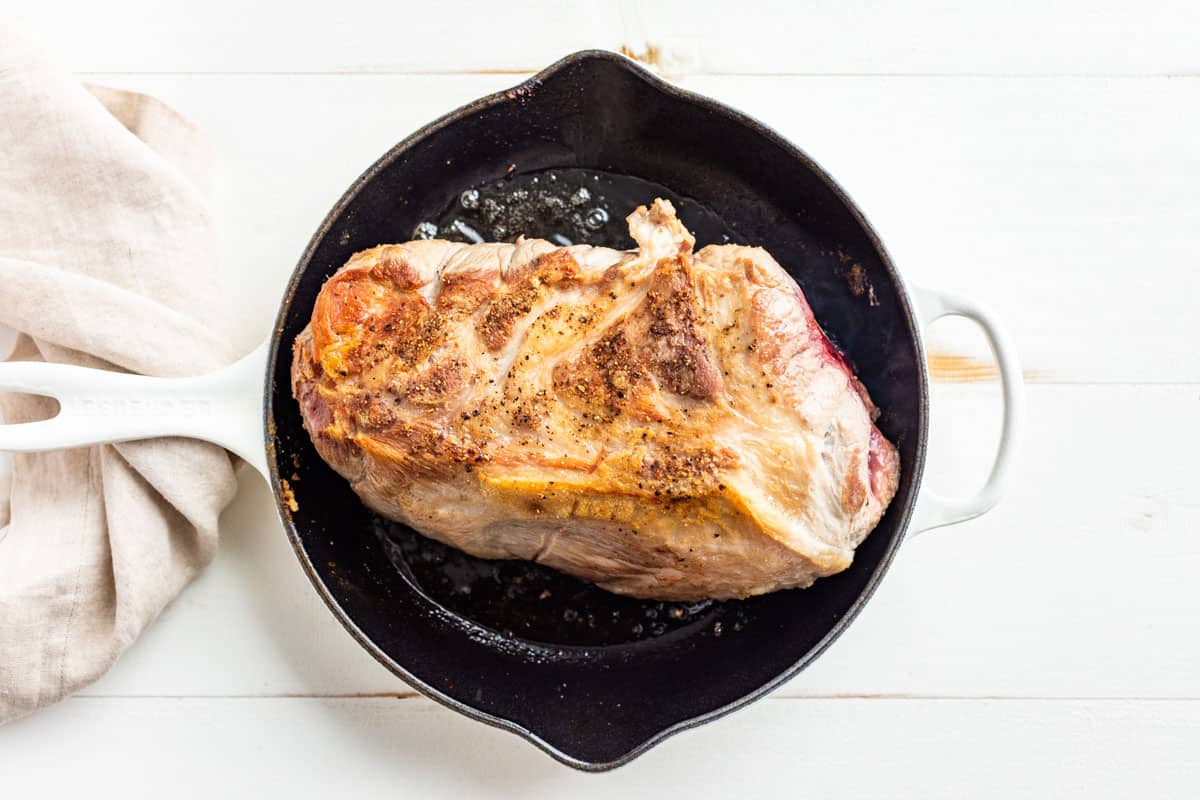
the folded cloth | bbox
[0,31,239,721]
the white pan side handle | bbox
[0,341,270,476]
[910,286,1025,535]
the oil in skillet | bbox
[415,167,741,251]
[376,168,750,648]
[375,517,747,648]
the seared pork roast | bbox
[292,200,898,600]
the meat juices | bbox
[292,199,899,601]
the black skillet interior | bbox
[267,50,926,770]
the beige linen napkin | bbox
[0,32,240,720]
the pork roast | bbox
[291,199,899,600]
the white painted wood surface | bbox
[9,0,1200,75]
[3,2,1199,795]
[7,697,1199,799]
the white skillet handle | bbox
[910,286,1024,534]
[0,342,270,476]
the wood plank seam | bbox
[69,70,1200,78]
[69,694,1200,701]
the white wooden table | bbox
[4,2,1200,796]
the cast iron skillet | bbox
[0,50,1022,770]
